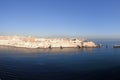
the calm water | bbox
[0,40,120,80]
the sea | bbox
[0,39,120,80]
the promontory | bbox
[0,36,96,48]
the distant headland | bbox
[0,36,96,48]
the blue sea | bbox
[0,39,120,80]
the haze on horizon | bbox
[0,0,120,39]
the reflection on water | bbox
[0,46,96,80]
[0,46,94,54]
[0,40,120,80]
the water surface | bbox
[0,40,120,80]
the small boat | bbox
[113,45,120,48]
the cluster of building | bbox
[0,36,96,48]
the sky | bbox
[0,0,120,39]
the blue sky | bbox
[0,0,120,38]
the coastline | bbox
[0,36,96,49]
[0,45,94,54]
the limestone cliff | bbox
[0,36,96,48]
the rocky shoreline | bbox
[0,36,96,49]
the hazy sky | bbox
[0,0,120,38]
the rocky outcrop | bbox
[0,36,96,48]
